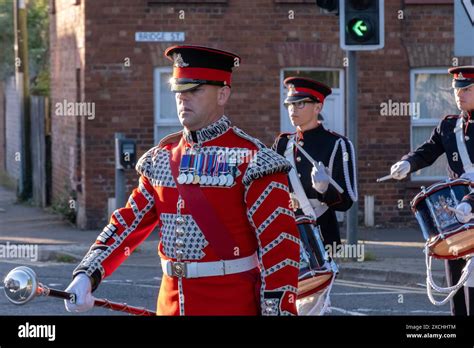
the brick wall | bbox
[49,0,86,226]
[49,0,466,228]
[80,0,347,228]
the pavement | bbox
[0,184,449,288]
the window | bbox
[410,68,458,181]
[154,68,181,144]
[280,68,344,135]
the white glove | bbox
[390,160,411,180]
[455,202,473,223]
[64,273,95,313]
[311,161,330,194]
[460,172,474,181]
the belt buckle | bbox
[171,261,187,278]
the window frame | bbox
[153,67,180,144]
[409,67,455,181]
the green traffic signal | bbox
[341,0,383,49]
[352,20,368,37]
[347,17,373,42]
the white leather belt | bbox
[161,252,259,279]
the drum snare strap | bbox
[284,137,327,219]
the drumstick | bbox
[376,174,393,183]
[292,141,344,194]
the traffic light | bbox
[340,0,384,51]
[316,0,338,13]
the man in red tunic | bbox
[64,45,300,316]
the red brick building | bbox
[49,0,473,229]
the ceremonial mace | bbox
[3,266,156,316]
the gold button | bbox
[296,156,302,162]
[466,136,470,141]
[298,141,304,146]
[298,173,301,178]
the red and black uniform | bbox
[272,77,357,249]
[273,126,357,247]
[73,116,300,315]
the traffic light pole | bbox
[115,133,126,211]
[14,0,31,200]
[346,50,358,247]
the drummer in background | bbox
[390,66,474,316]
[272,77,358,256]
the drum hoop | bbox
[427,224,474,259]
[427,245,474,260]
[297,276,334,299]
[295,215,316,225]
[411,179,472,211]
[299,268,333,279]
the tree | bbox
[0,0,49,95]
[0,0,15,81]
[27,0,49,95]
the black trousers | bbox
[445,258,474,316]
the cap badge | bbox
[173,53,189,68]
[287,84,296,96]
[457,72,466,80]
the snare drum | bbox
[296,216,338,299]
[411,179,474,259]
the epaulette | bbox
[135,146,157,178]
[232,126,267,149]
[231,127,292,186]
[158,130,183,147]
[328,128,349,141]
[242,147,292,186]
[277,132,295,140]
[135,131,182,177]
[443,114,460,120]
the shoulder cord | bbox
[329,138,358,202]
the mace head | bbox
[3,266,39,305]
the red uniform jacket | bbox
[73,116,300,315]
